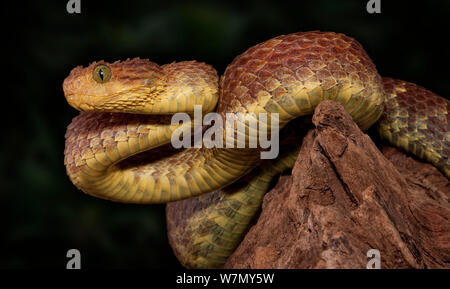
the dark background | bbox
[1,0,449,268]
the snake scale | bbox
[63,31,449,268]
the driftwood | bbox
[225,100,449,269]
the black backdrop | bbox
[2,0,449,268]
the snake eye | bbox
[93,64,112,83]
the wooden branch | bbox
[225,100,449,269]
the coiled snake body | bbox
[63,31,449,268]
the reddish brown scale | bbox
[379,78,449,176]
[218,31,381,117]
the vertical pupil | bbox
[99,69,104,80]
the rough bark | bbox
[225,100,450,269]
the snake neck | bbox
[64,110,264,203]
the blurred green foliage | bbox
[1,0,449,268]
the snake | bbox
[63,31,449,268]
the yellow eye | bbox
[93,64,112,83]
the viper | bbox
[63,31,449,268]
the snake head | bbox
[63,58,219,114]
[63,58,167,114]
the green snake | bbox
[63,31,449,268]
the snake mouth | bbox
[65,93,96,112]
[65,93,82,111]
[78,103,96,111]
[65,91,137,113]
